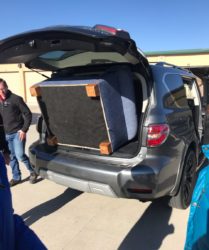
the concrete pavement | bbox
[9,105,190,250]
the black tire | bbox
[169,150,197,209]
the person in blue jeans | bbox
[0,78,37,186]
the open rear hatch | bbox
[0,25,151,156]
[0,25,149,70]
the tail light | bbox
[147,124,169,147]
[93,24,130,39]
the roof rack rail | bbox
[150,61,191,73]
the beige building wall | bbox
[24,70,51,104]
[147,53,209,68]
[0,64,51,105]
[0,64,22,96]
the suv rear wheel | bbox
[169,150,197,209]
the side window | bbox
[183,77,202,107]
[164,74,188,109]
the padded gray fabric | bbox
[100,65,138,150]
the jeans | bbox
[6,132,34,181]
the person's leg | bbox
[13,133,37,183]
[13,133,34,173]
[6,133,21,182]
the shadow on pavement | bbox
[21,188,82,226]
[119,199,174,250]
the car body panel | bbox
[29,140,182,199]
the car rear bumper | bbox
[29,143,177,200]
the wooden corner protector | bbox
[47,136,58,146]
[85,84,99,97]
[99,141,112,155]
[30,84,41,97]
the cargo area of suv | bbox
[33,62,149,158]
[0,24,204,209]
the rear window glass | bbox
[40,50,83,60]
[36,50,129,69]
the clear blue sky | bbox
[1,0,209,52]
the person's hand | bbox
[18,130,26,141]
[3,151,10,165]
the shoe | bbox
[29,172,38,184]
[10,179,21,187]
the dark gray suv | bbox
[0,25,203,209]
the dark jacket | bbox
[0,90,32,134]
[0,116,10,153]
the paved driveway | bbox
[9,106,189,250]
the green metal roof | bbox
[145,48,209,56]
